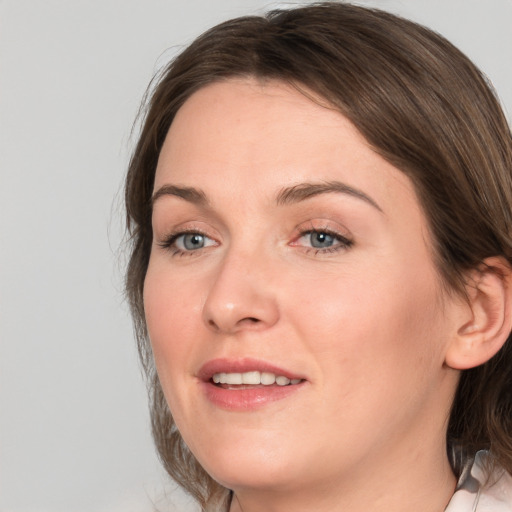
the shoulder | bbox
[445,451,512,512]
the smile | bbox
[199,358,307,410]
[212,371,303,386]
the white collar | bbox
[445,451,512,511]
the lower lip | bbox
[200,380,305,411]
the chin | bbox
[208,457,305,493]
[188,430,309,491]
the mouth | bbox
[212,371,303,388]
[198,358,306,410]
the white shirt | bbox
[445,451,512,511]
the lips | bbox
[197,358,306,411]
[198,357,304,382]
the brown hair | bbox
[124,3,512,509]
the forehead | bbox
[155,78,414,206]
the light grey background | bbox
[1,1,511,511]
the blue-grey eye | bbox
[183,233,204,250]
[309,231,335,248]
[177,233,208,251]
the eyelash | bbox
[157,229,216,258]
[293,228,353,255]
[157,227,353,257]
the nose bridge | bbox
[202,240,279,334]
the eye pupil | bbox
[183,233,205,250]
[311,232,334,248]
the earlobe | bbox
[445,257,512,370]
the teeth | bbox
[225,373,242,385]
[261,372,276,385]
[276,376,290,386]
[242,371,260,385]
[212,371,301,386]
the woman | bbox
[124,3,512,511]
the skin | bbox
[144,78,467,512]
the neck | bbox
[229,438,457,512]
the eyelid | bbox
[156,225,220,257]
[290,220,354,253]
[175,232,217,251]
[161,229,215,244]
[293,229,352,247]
[292,219,352,239]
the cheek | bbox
[285,255,446,390]
[143,262,205,380]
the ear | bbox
[445,257,512,370]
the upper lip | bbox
[197,357,304,382]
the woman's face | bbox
[144,79,461,496]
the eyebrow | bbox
[151,184,208,206]
[276,181,383,212]
[151,180,382,212]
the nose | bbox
[202,248,280,335]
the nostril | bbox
[205,315,261,333]
[238,317,261,326]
